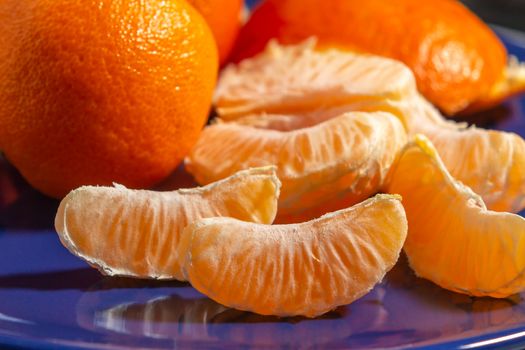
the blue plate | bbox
[2,19,525,350]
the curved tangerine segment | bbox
[54,167,281,281]
[215,39,417,120]
[186,111,407,217]
[179,194,407,317]
[386,135,525,298]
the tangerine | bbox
[0,0,218,198]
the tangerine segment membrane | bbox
[180,194,407,317]
[55,167,281,281]
[387,135,525,298]
[215,40,416,120]
[186,111,407,219]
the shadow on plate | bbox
[0,268,189,292]
[0,268,102,291]
[0,156,59,231]
[0,156,199,232]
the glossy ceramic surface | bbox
[1,25,525,350]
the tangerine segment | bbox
[54,167,281,281]
[386,135,525,298]
[180,194,407,317]
[215,40,416,120]
[186,111,407,218]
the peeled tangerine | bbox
[55,167,280,281]
[214,40,525,213]
[186,111,406,222]
[386,135,525,298]
[178,194,408,317]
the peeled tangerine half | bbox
[54,167,280,281]
[179,194,408,317]
[214,40,525,213]
[387,135,525,298]
[186,111,407,222]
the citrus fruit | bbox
[214,41,525,213]
[216,40,415,120]
[0,0,218,198]
[178,194,407,317]
[187,0,243,65]
[231,0,525,115]
[186,111,407,221]
[386,135,525,298]
[54,167,280,281]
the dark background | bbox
[461,0,525,31]
[245,0,525,32]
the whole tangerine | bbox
[0,0,218,198]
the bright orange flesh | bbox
[55,167,280,281]
[215,42,525,213]
[187,0,243,64]
[231,0,522,115]
[386,136,525,298]
[0,0,218,198]
[186,111,407,221]
[180,194,407,317]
